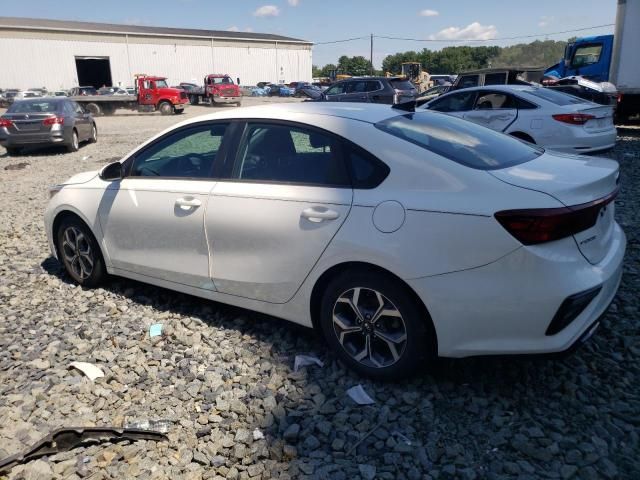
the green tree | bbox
[337,56,373,76]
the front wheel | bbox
[319,270,434,380]
[159,102,173,115]
[56,217,106,287]
[89,124,98,143]
[66,130,79,152]
[5,147,21,156]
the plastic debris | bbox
[124,419,173,434]
[149,323,163,337]
[68,361,104,382]
[253,428,264,441]
[346,385,375,405]
[293,355,324,372]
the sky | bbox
[0,0,618,68]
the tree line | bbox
[313,39,571,78]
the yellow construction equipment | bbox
[400,62,431,93]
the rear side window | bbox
[375,112,543,170]
[457,75,480,89]
[484,72,507,85]
[344,145,390,189]
[428,91,476,112]
[524,88,585,105]
[389,79,415,91]
[234,123,350,187]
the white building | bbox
[0,17,313,90]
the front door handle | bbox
[301,207,340,223]
[175,197,202,210]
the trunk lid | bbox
[489,151,620,264]
[4,112,56,133]
[579,105,615,133]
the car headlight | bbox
[48,184,63,199]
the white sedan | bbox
[44,103,625,379]
[422,85,616,154]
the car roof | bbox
[174,102,408,126]
[450,85,539,93]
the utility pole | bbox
[370,34,374,75]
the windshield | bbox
[154,80,168,88]
[523,87,585,105]
[8,100,60,113]
[375,112,543,170]
[390,79,415,91]
[212,77,233,85]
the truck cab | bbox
[544,35,614,82]
[136,75,188,114]
[204,75,241,106]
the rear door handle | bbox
[175,197,202,209]
[301,207,340,223]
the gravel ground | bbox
[0,100,638,480]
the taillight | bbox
[0,118,13,128]
[552,113,595,125]
[617,93,623,103]
[43,116,64,126]
[494,190,618,245]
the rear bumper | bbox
[545,128,617,154]
[407,223,626,357]
[0,130,69,147]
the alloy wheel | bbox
[332,287,407,368]
[61,226,94,280]
[72,132,79,150]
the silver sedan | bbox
[0,98,97,155]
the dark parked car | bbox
[68,86,98,96]
[0,98,97,155]
[295,84,323,100]
[320,76,417,104]
[449,68,544,91]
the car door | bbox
[71,101,90,139]
[426,90,477,119]
[463,91,518,132]
[323,82,347,102]
[341,80,368,102]
[98,122,231,289]
[206,121,353,303]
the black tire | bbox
[102,104,115,116]
[235,101,242,107]
[5,147,21,156]
[66,130,79,152]
[319,269,433,380]
[159,101,173,115]
[509,132,536,144]
[89,123,98,143]
[189,95,199,105]
[85,103,102,116]
[56,216,106,287]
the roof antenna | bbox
[392,100,416,112]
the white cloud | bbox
[253,5,280,17]
[538,16,555,27]
[429,22,497,41]
[227,25,240,31]
[245,27,254,32]
[288,0,300,6]
[419,9,439,17]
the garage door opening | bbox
[75,57,112,88]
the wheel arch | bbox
[509,131,536,144]
[309,261,438,352]
[51,209,107,264]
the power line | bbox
[313,23,614,46]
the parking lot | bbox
[0,98,639,479]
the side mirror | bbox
[100,161,123,181]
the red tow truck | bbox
[70,75,189,116]
[182,74,242,106]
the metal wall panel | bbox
[0,33,312,91]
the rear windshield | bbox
[8,100,60,113]
[524,87,585,105]
[389,79,415,91]
[375,112,543,170]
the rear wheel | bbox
[56,216,106,287]
[66,130,79,152]
[319,269,434,380]
[101,104,115,116]
[159,101,173,115]
[189,94,199,105]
